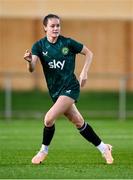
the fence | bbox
[0,72,133,120]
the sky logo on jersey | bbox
[48,60,65,70]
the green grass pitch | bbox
[0,118,133,179]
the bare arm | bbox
[79,45,93,87]
[24,50,39,72]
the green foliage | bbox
[0,90,133,119]
[0,90,133,111]
[0,119,133,179]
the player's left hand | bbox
[79,72,87,87]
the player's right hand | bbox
[24,49,32,62]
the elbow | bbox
[89,50,93,59]
[30,70,34,73]
[82,46,93,61]
[29,68,34,73]
[87,49,93,61]
[29,70,33,73]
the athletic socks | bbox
[41,124,55,154]
[78,122,101,146]
[96,141,107,154]
[78,122,108,154]
[40,144,49,154]
[40,122,106,155]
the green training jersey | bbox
[32,35,83,101]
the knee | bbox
[68,114,84,129]
[44,113,55,127]
[74,116,84,128]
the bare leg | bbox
[32,95,75,164]
[44,95,74,127]
[64,104,84,128]
[64,104,114,164]
[64,104,102,146]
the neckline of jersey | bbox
[45,36,60,45]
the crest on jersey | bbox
[62,47,69,55]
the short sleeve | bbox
[31,41,41,57]
[68,38,83,54]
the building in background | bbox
[0,0,133,91]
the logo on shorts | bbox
[65,90,71,94]
[62,47,69,55]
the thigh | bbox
[46,95,75,121]
[64,104,84,128]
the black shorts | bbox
[50,83,80,103]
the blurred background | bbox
[0,0,133,120]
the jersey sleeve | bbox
[31,41,41,57]
[68,38,83,54]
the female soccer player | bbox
[24,14,114,165]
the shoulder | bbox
[61,35,82,44]
[61,36,83,53]
[33,37,46,47]
[32,37,46,56]
[59,35,76,47]
[59,35,70,42]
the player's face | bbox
[44,18,60,38]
